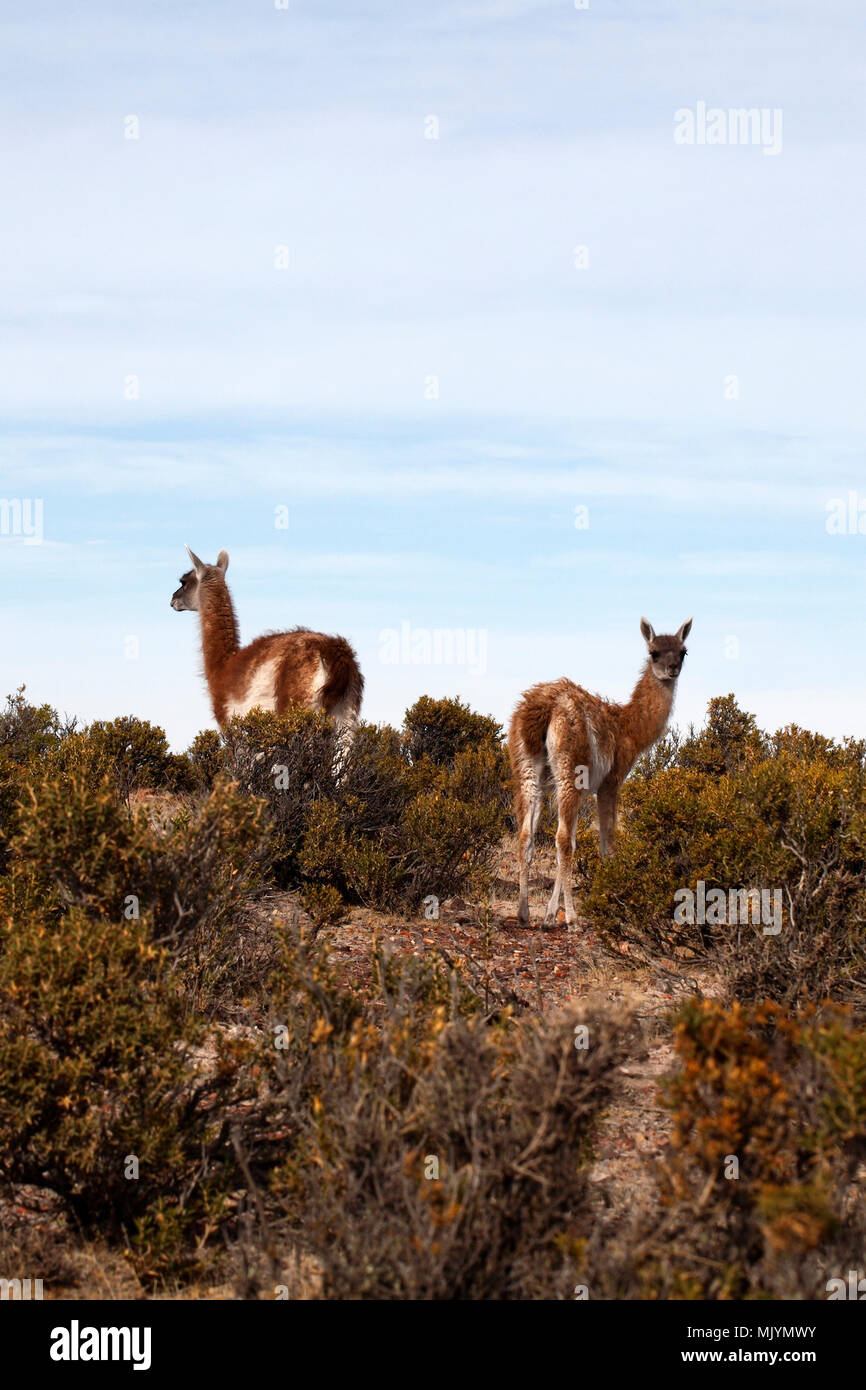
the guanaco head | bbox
[640,616,692,682]
[170,545,229,612]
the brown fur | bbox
[509,618,691,927]
[172,553,364,737]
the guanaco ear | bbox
[185,544,205,576]
[677,617,693,642]
[216,549,229,572]
[640,617,656,645]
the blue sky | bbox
[2,0,865,749]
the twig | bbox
[529,932,544,1012]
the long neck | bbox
[198,579,240,684]
[618,662,676,766]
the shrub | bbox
[631,727,683,780]
[339,722,412,833]
[300,797,404,906]
[578,700,866,1012]
[225,707,340,883]
[0,688,70,869]
[584,998,866,1299]
[237,920,633,1299]
[402,694,502,767]
[299,882,348,929]
[86,715,194,797]
[769,723,866,770]
[227,705,507,912]
[299,747,507,910]
[0,900,254,1275]
[576,765,729,959]
[401,775,504,900]
[677,694,766,776]
[186,728,226,791]
[0,686,66,763]
[0,713,280,1280]
[8,767,269,1014]
[715,753,866,1007]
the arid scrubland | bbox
[0,688,863,1299]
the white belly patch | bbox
[309,656,328,709]
[224,656,280,720]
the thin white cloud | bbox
[0,430,846,518]
[533,549,861,578]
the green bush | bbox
[0,710,279,1281]
[86,715,194,796]
[0,895,254,1275]
[402,694,502,767]
[0,686,67,763]
[224,706,341,882]
[186,728,226,791]
[227,702,507,912]
[578,697,866,1011]
[301,748,506,910]
[769,722,866,769]
[676,694,766,776]
[8,765,269,1014]
[0,688,71,869]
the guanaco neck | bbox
[198,577,240,684]
[617,661,676,769]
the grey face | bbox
[648,635,687,681]
[170,547,229,612]
[640,616,692,682]
[170,568,199,612]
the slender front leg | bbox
[545,788,580,927]
[515,756,545,925]
[543,864,562,926]
[516,787,542,925]
[517,812,533,925]
[560,803,580,926]
[597,780,619,858]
